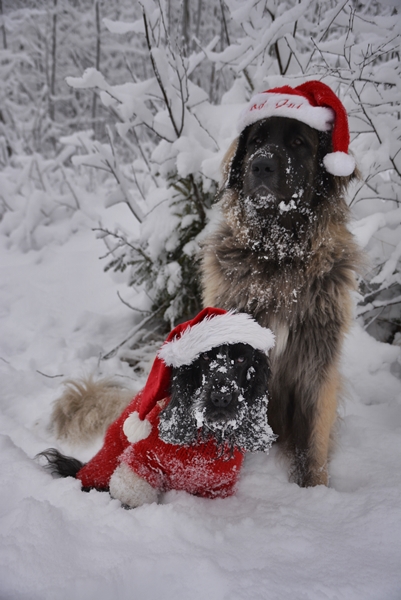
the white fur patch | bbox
[109,463,158,508]
[123,411,152,443]
[158,311,275,368]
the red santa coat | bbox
[76,308,275,500]
[76,392,243,499]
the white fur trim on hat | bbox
[323,152,355,177]
[123,411,152,443]
[157,311,275,368]
[238,93,334,134]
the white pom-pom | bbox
[323,152,355,177]
[123,411,152,443]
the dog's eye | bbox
[249,136,262,150]
[291,137,304,147]
[201,353,210,361]
[235,356,245,364]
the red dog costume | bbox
[76,308,275,507]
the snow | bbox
[66,68,111,92]
[1,217,401,600]
[102,17,144,36]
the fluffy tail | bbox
[37,448,85,479]
[49,377,133,445]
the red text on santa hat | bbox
[250,101,267,112]
[250,97,304,113]
[275,98,303,109]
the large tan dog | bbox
[201,81,362,487]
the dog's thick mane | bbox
[202,132,362,327]
[202,200,360,325]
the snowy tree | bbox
[66,0,225,331]
[207,0,401,341]
[0,0,399,344]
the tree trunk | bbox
[0,0,7,50]
[49,0,58,121]
[92,0,101,135]
[181,0,190,55]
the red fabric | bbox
[297,81,350,155]
[137,307,227,420]
[77,393,243,498]
[121,399,243,498]
[76,307,244,499]
[76,393,142,490]
[264,81,350,155]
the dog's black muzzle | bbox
[210,388,233,408]
[243,147,284,200]
[200,349,244,419]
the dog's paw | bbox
[109,463,159,508]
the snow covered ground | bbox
[0,216,400,600]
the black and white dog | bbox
[159,341,272,451]
[39,309,276,507]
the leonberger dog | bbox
[201,82,362,487]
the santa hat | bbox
[123,307,275,444]
[237,80,355,177]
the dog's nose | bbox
[210,391,232,408]
[250,154,277,180]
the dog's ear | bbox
[158,363,200,445]
[222,130,250,191]
[245,350,270,401]
[158,403,198,445]
[315,131,358,202]
[232,350,275,453]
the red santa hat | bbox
[237,80,355,177]
[123,307,275,444]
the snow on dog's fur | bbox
[40,342,274,507]
[40,309,276,507]
[201,83,363,487]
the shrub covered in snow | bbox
[0,0,400,343]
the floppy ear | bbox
[233,350,275,453]
[232,392,277,453]
[221,132,249,191]
[158,363,200,445]
[315,131,359,201]
[245,350,270,401]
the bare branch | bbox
[117,291,151,314]
[101,304,167,360]
[142,10,182,139]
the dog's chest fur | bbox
[202,213,358,360]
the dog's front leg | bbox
[109,463,159,508]
[287,358,340,487]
